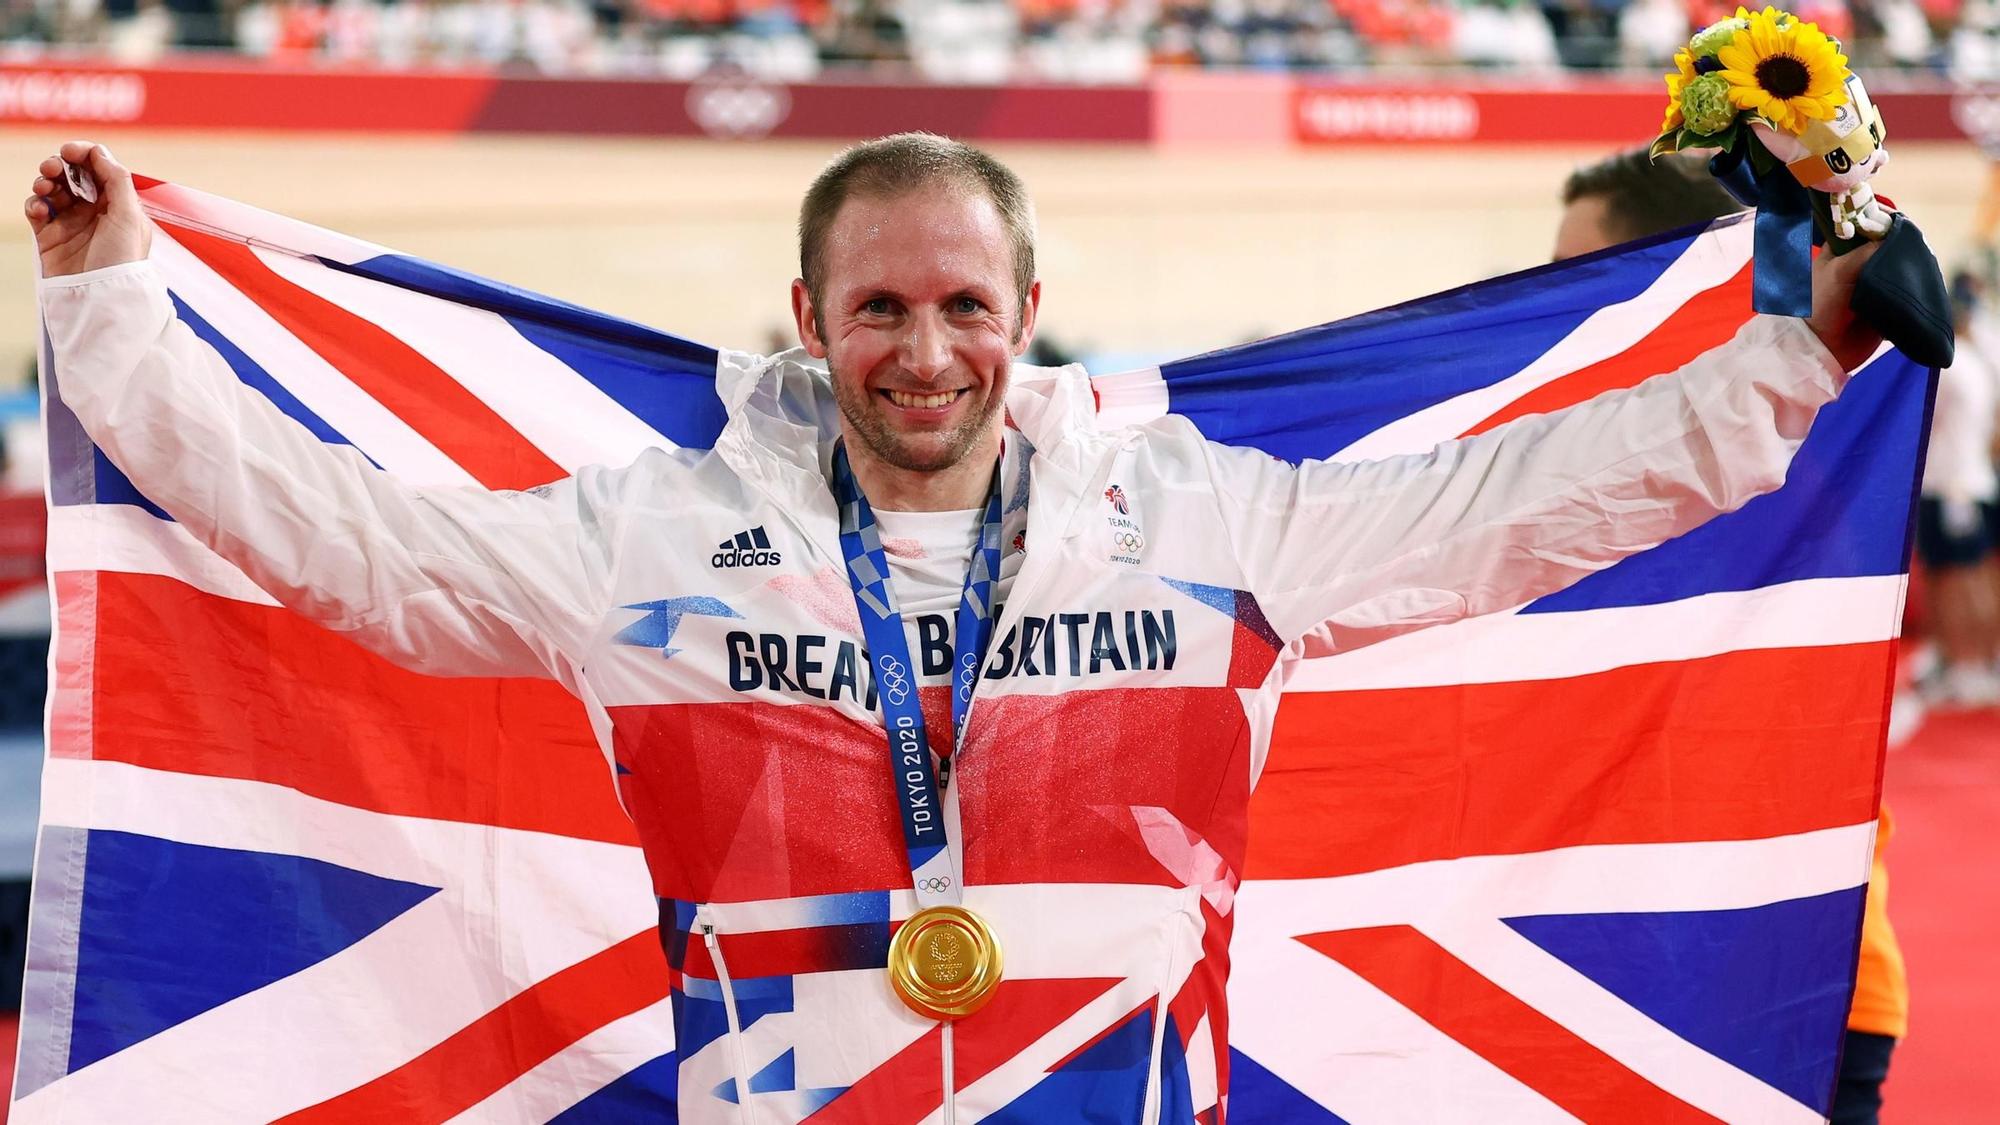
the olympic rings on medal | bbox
[1113,530,1145,553]
[878,655,911,705]
[917,876,954,894]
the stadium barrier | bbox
[0,58,1986,147]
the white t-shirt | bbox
[1922,342,2000,505]
[874,507,992,688]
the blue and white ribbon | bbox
[832,441,1004,908]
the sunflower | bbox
[1714,6,1849,135]
[1662,47,1698,133]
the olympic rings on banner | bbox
[918,876,954,894]
[878,656,911,705]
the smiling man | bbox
[792,141,1036,514]
[30,133,1883,1122]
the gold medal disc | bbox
[886,905,1004,1020]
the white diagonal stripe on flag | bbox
[1335,218,1752,461]
[1227,931,1579,1125]
[151,229,481,487]
[1422,916,1824,1125]
[447,996,677,1124]
[257,247,677,473]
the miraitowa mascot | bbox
[1656,5,1954,367]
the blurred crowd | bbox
[5,0,2000,81]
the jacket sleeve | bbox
[41,259,615,684]
[1207,314,1854,650]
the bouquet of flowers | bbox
[1652,6,1891,245]
[1648,6,1954,366]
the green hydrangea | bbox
[1689,19,1743,59]
[1681,73,1737,135]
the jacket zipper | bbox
[699,910,758,1125]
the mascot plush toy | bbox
[1653,6,1952,366]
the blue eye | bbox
[953,297,982,315]
[864,298,893,315]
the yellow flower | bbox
[1714,6,1849,135]
[1662,47,1698,133]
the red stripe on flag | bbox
[68,569,634,846]
[1460,264,1753,438]
[1301,926,1725,1123]
[805,977,1120,1124]
[156,220,565,490]
[803,1025,943,1124]
[954,977,1122,1084]
[278,928,669,1124]
[1247,642,1891,879]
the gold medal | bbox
[886,905,1004,1020]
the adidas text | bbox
[712,546,783,568]
[713,526,781,569]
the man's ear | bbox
[1013,280,1042,356]
[791,279,828,359]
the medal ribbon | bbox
[832,441,1004,909]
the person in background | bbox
[1552,145,1907,1125]
[1915,274,2000,707]
[1553,145,1744,261]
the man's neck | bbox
[842,428,1002,513]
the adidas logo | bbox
[712,525,783,569]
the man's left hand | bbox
[1808,240,1884,371]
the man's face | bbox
[1551,193,1623,262]
[792,184,1039,475]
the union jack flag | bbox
[9,178,1921,1122]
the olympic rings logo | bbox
[1113,530,1145,553]
[917,876,954,894]
[878,656,911,705]
[957,653,981,701]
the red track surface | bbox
[1882,708,2000,1122]
[2,1012,15,1122]
[0,713,1991,1120]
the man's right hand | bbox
[25,141,151,278]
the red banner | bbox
[1290,81,1979,144]
[0,61,1150,142]
[0,59,1981,147]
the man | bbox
[1916,276,2000,707]
[1553,146,1745,260]
[29,134,1879,1122]
[1551,143,1909,1125]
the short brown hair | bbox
[798,133,1037,317]
[1562,147,1745,243]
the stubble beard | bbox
[830,361,1007,475]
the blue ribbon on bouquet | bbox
[1709,146,1817,320]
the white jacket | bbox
[40,259,1850,1124]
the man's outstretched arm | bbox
[30,142,616,684]
[1207,242,1882,650]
